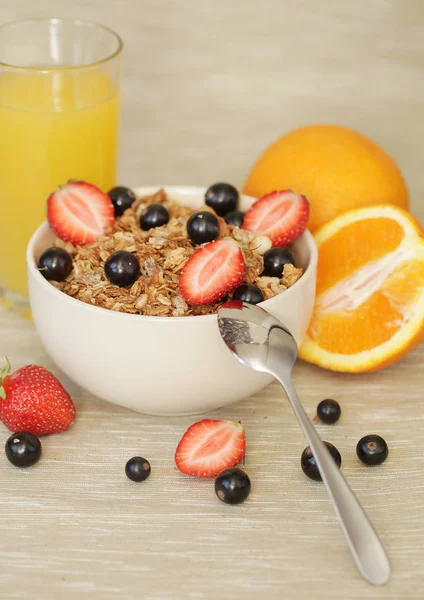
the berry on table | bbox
[104,251,140,288]
[262,247,295,278]
[301,442,342,481]
[224,211,245,227]
[140,203,169,230]
[37,247,73,282]
[5,432,42,468]
[215,467,251,504]
[108,186,136,217]
[175,419,246,477]
[205,183,239,217]
[316,399,341,425]
[187,211,219,245]
[0,361,75,436]
[356,435,388,466]
[232,283,264,305]
[47,180,114,246]
[125,456,151,482]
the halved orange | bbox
[299,205,424,372]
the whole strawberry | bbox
[0,359,76,436]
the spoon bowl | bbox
[218,300,298,375]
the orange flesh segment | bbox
[310,292,405,354]
[381,259,424,311]
[308,217,424,355]
[316,218,404,295]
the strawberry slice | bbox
[175,419,246,477]
[47,180,115,246]
[242,190,310,247]
[179,238,246,305]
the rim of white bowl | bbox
[27,185,318,323]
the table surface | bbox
[1,1,424,599]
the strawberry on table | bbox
[0,359,76,436]
[47,180,114,246]
[242,190,310,247]
[179,238,246,305]
[175,419,246,478]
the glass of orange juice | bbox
[0,18,122,304]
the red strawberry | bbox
[0,360,76,436]
[179,238,246,305]
[175,419,246,478]
[47,180,114,246]
[242,190,310,247]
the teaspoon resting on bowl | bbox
[217,301,391,586]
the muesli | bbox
[39,183,307,317]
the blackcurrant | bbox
[140,204,169,230]
[356,435,388,466]
[232,284,264,305]
[187,211,219,245]
[301,442,342,481]
[5,432,42,468]
[317,399,341,424]
[38,247,73,282]
[262,248,295,278]
[108,186,136,217]
[224,211,245,227]
[205,183,238,217]
[125,457,151,482]
[215,468,251,504]
[104,251,140,287]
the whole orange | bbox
[243,124,409,232]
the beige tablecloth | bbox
[1,1,424,599]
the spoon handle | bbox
[278,376,391,586]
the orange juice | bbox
[0,69,119,297]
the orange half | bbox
[299,205,424,372]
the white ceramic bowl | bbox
[27,186,317,415]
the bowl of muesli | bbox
[27,184,317,415]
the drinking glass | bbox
[0,18,122,305]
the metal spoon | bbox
[217,301,391,586]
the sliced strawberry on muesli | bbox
[242,190,309,247]
[47,180,115,246]
[179,238,246,305]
